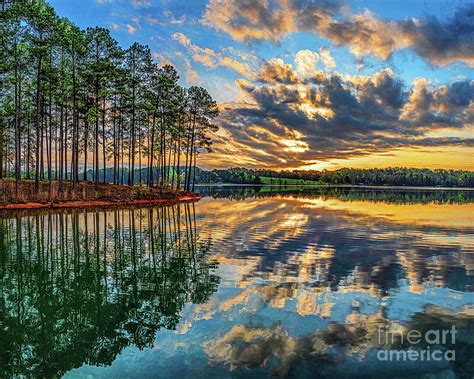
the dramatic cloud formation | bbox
[80,0,473,169]
[206,56,473,168]
[203,0,474,67]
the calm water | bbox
[1,187,473,378]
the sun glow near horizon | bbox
[292,146,474,172]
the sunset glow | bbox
[48,0,473,171]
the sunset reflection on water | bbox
[1,187,472,378]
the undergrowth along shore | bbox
[0,179,196,206]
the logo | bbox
[376,325,457,362]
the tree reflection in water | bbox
[197,185,474,204]
[0,204,219,377]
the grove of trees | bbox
[0,0,219,198]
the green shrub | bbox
[131,183,151,199]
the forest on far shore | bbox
[3,166,467,188]
[192,167,474,188]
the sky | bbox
[50,0,474,170]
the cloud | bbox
[257,58,299,84]
[163,10,186,25]
[172,32,191,47]
[294,49,335,80]
[316,9,410,61]
[400,5,474,67]
[184,58,203,85]
[172,32,254,77]
[202,0,300,42]
[319,49,336,70]
[203,0,474,67]
[130,0,151,8]
[126,24,137,35]
[142,11,186,27]
[295,50,319,79]
[203,324,295,371]
[206,56,473,169]
[401,78,474,125]
[153,52,172,66]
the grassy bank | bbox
[0,179,198,208]
[259,176,321,185]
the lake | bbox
[1,187,473,378]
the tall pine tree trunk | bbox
[34,40,43,192]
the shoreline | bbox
[0,195,201,211]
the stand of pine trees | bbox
[0,0,219,199]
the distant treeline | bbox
[194,167,474,187]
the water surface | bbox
[1,187,473,378]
